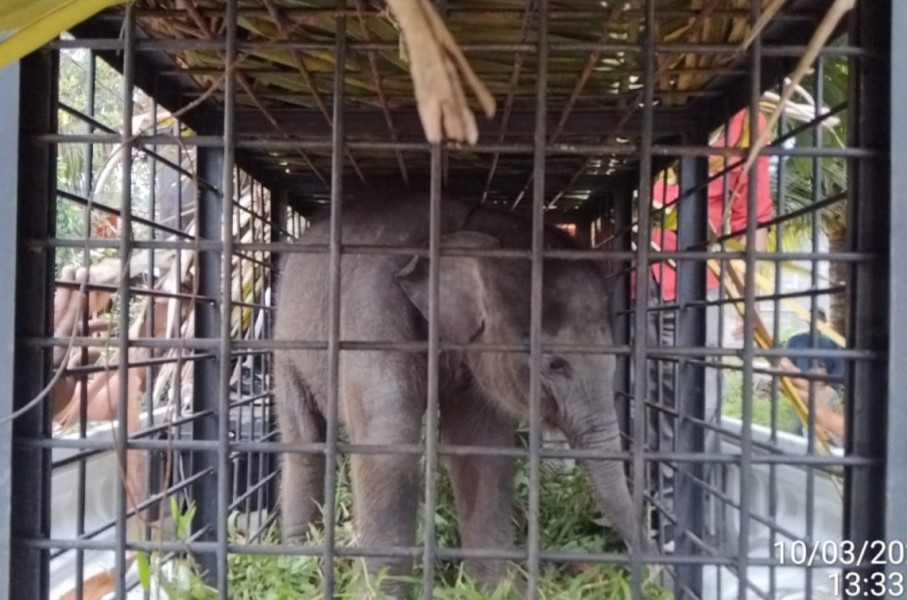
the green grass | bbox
[719,361,796,431]
[142,457,672,600]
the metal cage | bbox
[0,0,902,599]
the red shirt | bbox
[633,110,775,302]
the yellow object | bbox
[642,237,841,455]
[711,258,833,452]
[0,0,126,69]
[723,238,847,347]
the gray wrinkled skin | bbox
[273,195,650,598]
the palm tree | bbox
[763,48,850,337]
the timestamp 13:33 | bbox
[830,572,904,597]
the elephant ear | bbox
[395,231,500,343]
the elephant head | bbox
[395,230,651,555]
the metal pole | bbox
[6,49,59,600]
[631,0,657,596]
[884,1,905,578]
[527,0,548,595]
[842,0,894,590]
[0,58,22,600]
[673,127,709,597]
[321,2,346,595]
[192,145,225,584]
[612,179,633,449]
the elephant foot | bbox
[382,0,496,145]
[349,558,414,600]
[281,521,316,546]
[471,565,524,599]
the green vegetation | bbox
[140,458,672,600]
[719,361,796,433]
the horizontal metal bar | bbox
[210,108,689,140]
[19,336,882,360]
[29,237,879,264]
[19,437,879,466]
[36,133,879,159]
[16,537,880,570]
[46,37,868,57]
[123,7,821,22]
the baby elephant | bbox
[273,194,649,597]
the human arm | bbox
[776,358,846,440]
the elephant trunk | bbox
[567,413,656,557]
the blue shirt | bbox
[784,332,845,378]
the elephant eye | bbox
[548,357,569,372]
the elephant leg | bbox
[440,391,517,591]
[344,363,424,599]
[275,363,326,543]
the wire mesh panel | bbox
[0,1,899,599]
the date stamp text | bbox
[774,540,907,566]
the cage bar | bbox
[0,1,900,599]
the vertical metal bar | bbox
[268,188,288,513]
[673,127,708,598]
[142,74,159,600]
[768,100,787,600]
[76,47,98,600]
[611,182,633,446]
[631,0,656,596]
[173,128,185,430]
[114,7,136,598]
[421,137,443,600]
[81,51,95,199]
[7,49,58,600]
[613,182,633,446]
[216,0,239,595]
[526,0,547,596]
[0,59,22,600]
[884,0,905,584]
[322,2,346,596]
[843,0,889,586]
[192,146,224,583]
[803,55,825,600]
[238,196,250,539]
[736,1,761,596]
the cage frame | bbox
[0,0,902,599]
